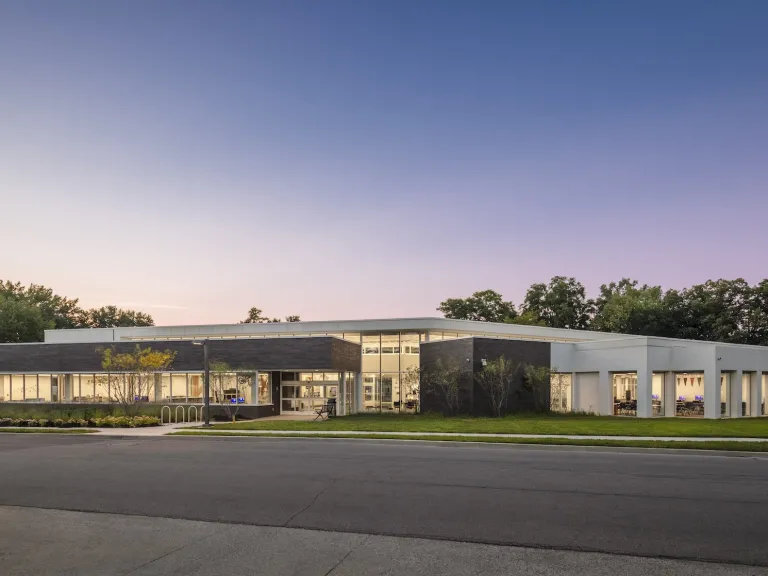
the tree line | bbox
[437,277,768,346]
[0,280,154,343]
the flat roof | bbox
[43,317,628,344]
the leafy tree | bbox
[520,276,594,329]
[0,281,82,330]
[0,280,154,341]
[419,359,465,416]
[0,296,52,343]
[506,310,546,326]
[240,307,300,323]
[474,356,521,417]
[99,345,176,416]
[81,306,154,329]
[747,280,768,345]
[522,364,553,413]
[591,279,672,336]
[437,290,517,323]
[675,279,754,344]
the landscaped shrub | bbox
[0,415,160,428]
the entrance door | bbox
[281,380,338,413]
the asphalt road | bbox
[1,434,767,575]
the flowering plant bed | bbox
[0,415,160,428]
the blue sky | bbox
[1,1,766,323]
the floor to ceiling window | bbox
[550,373,572,412]
[720,373,731,417]
[613,373,637,416]
[675,373,704,417]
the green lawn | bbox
[209,413,768,438]
[172,430,768,452]
[0,428,96,434]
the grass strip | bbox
[0,428,97,434]
[170,430,768,452]
[208,413,768,438]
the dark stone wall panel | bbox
[419,338,474,415]
[0,337,361,374]
[419,337,551,416]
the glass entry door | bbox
[281,379,338,413]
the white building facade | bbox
[36,317,768,419]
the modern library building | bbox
[0,317,767,419]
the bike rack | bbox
[198,404,206,421]
[175,405,186,423]
[187,405,199,423]
[161,405,172,424]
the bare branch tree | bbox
[474,356,521,417]
[400,365,421,412]
[98,345,176,417]
[209,361,251,422]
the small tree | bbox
[474,356,521,417]
[400,365,421,411]
[99,345,176,416]
[420,359,464,416]
[209,361,251,421]
[522,364,552,413]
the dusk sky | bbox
[1,1,767,325]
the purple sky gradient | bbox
[1,1,767,325]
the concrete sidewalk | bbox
[166,427,768,443]
[2,423,767,442]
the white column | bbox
[355,372,363,413]
[63,375,74,402]
[338,371,346,416]
[703,361,720,419]
[250,371,259,405]
[664,372,677,417]
[154,373,163,403]
[750,371,761,417]
[598,371,613,416]
[730,370,743,418]
[636,366,653,418]
[570,372,578,412]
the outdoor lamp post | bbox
[191,339,211,427]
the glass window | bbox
[651,373,664,417]
[550,373,572,412]
[362,335,381,373]
[0,375,9,401]
[674,373,704,417]
[160,374,171,402]
[258,373,271,404]
[381,373,399,411]
[171,374,187,403]
[24,374,38,402]
[11,375,24,401]
[80,375,96,402]
[38,375,52,402]
[363,373,379,411]
[188,374,203,402]
[720,373,730,417]
[109,374,125,403]
[50,375,60,402]
[613,373,637,416]
[94,374,109,403]
[742,373,750,417]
